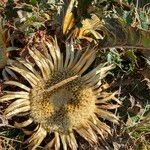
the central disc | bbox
[30,75,96,133]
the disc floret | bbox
[30,74,96,134]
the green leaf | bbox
[30,0,38,5]
[126,50,137,63]
[130,115,139,123]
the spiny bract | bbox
[0,37,120,150]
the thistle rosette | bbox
[0,37,120,150]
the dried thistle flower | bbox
[72,14,104,42]
[62,0,103,42]
[0,37,120,150]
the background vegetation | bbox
[0,0,150,149]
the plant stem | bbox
[0,26,8,69]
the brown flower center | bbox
[30,72,96,133]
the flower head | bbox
[0,37,120,149]
[62,0,103,42]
